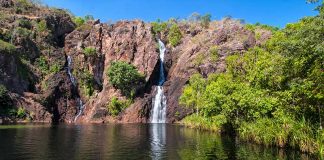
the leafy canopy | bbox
[106,61,144,97]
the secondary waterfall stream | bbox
[150,40,167,123]
[66,56,85,122]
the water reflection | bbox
[0,124,317,160]
[150,124,167,159]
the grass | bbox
[181,114,323,156]
[317,130,324,158]
[193,53,205,66]
[238,117,320,154]
[0,40,16,53]
[83,47,97,57]
[179,114,226,132]
[107,97,131,116]
[76,24,92,32]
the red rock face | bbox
[0,0,271,124]
[64,19,271,124]
[65,20,159,123]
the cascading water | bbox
[66,56,85,122]
[150,40,167,123]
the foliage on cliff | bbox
[180,7,324,155]
[151,20,182,47]
[107,61,145,98]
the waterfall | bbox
[150,40,167,123]
[66,56,85,122]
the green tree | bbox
[180,74,206,115]
[84,15,94,21]
[106,61,144,97]
[200,14,211,28]
[151,19,168,35]
[168,23,182,47]
[73,17,85,27]
[107,97,130,116]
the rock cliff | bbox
[0,0,272,123]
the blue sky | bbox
[42,0,320,28]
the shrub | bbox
[209,46,219,62]
[151,20,168,35]
[49,63,61,74]
[0,85,12,107]
[14,27,31,38]
[15,0,33,13]
[245,23,279,32]
[35,55,49,74]
[16,107,26,119]
[238,117,318,153]
[0,40,15,53]
[200,14,211,28]
[106,61,144,97]
[84,15,94,21]
[317,130,324,157]
[188,12,211,28]
[83,47,97,57]
[181,114,226,132]
[37,20,48,33]
[168,24,182,47]
[73,17,85,27]
[107,97,131,116]
[73,15,94,28]
[18,19,32,29]
[78,70,95,97]
[193,53,204,66]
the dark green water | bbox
[0,124,315,160]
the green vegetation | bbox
[35,56,61,75]
[49,63,61,74]
[0,28,12,42]
[73,17,85,27]
[0,40,15,53]
[72,15,94,28]
[78,70,95,97]
[245,23,279,33]
[180,74,206,115]
[18,19,32,29]
[209,46,219,62]
[200,14,212,28]
[107,97,131,116]
[180,114,226,132]
[14,27,31,38]
[151,19,182,47]
[16,107,26,119]
[151,20,168,35]
[0,85,16,118]
[107,61,144,98]
[37,20,48,33]
[83,47,97,57]
[0,85,11,108]
[180,9,324,155]
[192,53,204,66]
[15,0,33,13]
[35,55,48,74]
[168,23,182,47]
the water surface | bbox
[0,124,315,160]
